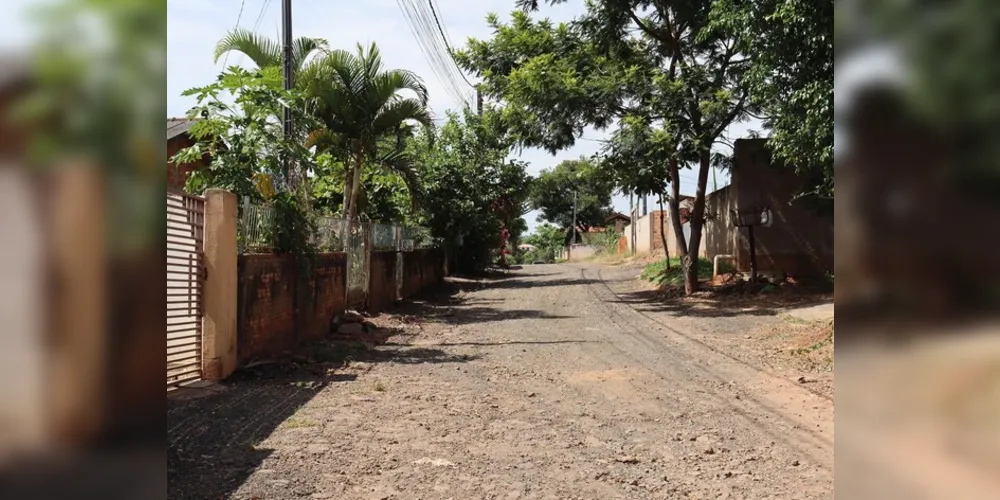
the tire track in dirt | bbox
[576,265,834,474]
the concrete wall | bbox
[563,244,598,261]
[624,210,690,258]
[703,184,739,264]
[236,253,347,364]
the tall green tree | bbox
[531,158,614,238]
[410,109,532,273]
[712,0,834,202]
[457,1,755,293]
[302,42,432,222]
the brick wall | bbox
[368,250,398,313]
[401,249,444,299]
[701,139,833,278]
[237,253,347,364]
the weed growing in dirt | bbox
[372,380,387,392]
[641,257,731,286]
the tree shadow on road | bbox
[610,287,833,319]
[168,324,478,500]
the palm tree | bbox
[301,42,432,221]
[213,28,328,79]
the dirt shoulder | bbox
[594,263,834,400]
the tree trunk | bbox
[683,150,713,295]
[342,165,353,217]
[346,149,364,222]
[657,194,671,270]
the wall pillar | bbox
[202,189,237,380]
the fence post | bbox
[395,225,404,301]
[202,189,238,381]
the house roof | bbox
[607,212,631,222]
[167,118,198,141]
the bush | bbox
[640,257,734,287]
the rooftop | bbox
[167,117,198,140]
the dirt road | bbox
[169,263,834,500]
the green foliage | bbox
[269,191,318,257]
[523,223,567,262]
[458,1,762,293]
[641,258,732,287]
[531,158,614,234]
[174,66,319,200]
[409,109,532,274]
[588,227,621,255]
[711,0,834,201]
[300,42,432,221]
[214,28,328,76]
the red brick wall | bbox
[368,251,398,313]
[401,249,444,299]
[237,253,347,363]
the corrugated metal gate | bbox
[167,190,205,391]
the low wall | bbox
[565,244,598,261]
[402,248,444,299]
[368,250,398,313]
[236,249,445,364]
[236,253,347,364]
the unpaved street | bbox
[169,264,834,500]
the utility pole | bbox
[629,192,635,254]
[281,0,293,185]
[570,190,578,260]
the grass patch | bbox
[640,257,733,287]
[372,380,387,392]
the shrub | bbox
[641,257,734,287]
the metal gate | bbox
[166,190,205,390]
[344,220,370,309]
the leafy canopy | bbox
[530,158,614,234]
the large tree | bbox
[410,108,532,273]
[712,0,834,203]
[301,42,433,222]
[530,158,614,237]
[457,1,755,293]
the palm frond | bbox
[370,69,429,109]
[292,37,329,69]
[371,99,433,136]
[379,150,425,209]
[214,28,281,68]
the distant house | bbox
[606,212,631,233]
[167,118,209,190]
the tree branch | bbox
[711,92,748,140]
[627,10,670,46]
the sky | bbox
[164,0,759,233]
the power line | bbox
[252,0,273,33]
[427,0,475,88]
[396,0,475,110]
[222,0,248,68]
